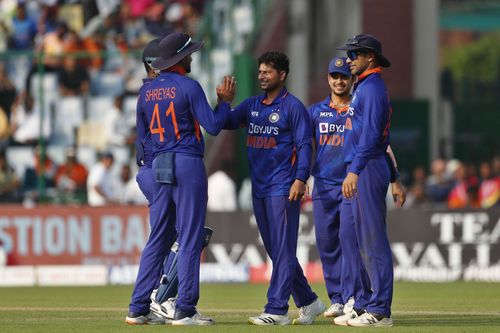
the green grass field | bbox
[1,282,499,332]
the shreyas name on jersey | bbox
[144,86,176,102]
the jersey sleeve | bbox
[184,80,230,136]
[385,145,400,182]
[223,98,251,129]
[290,101,313,182]
[307,104,316,132]
[136,90,149,146]
[349,89,389,175]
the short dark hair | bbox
[258,51,289,77]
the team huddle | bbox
[125,31,405,327]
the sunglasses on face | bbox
[347,50,367,61]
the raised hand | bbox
[216,75,236,104]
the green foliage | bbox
[443,33,500,83]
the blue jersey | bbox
[345,68,392,175]
[136,70,230,158]
[309,97,350,185]
[136,78,154,167]
[225,87,312,198]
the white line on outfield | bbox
[0,307,499,316]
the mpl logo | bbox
[319,112,333,117]
[319,123,329,134]
[251,111,259,117]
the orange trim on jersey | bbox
[382,104,393,140]
[262,91,288,105]
[357,67,382,81]
[194,119,201,142]
[167,65,187,76]
[329,98,350,113]
[291,147,297,167]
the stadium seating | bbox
[52,96,85,145]
[5,146,35,179]
[87,96,113,122]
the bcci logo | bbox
[335,58,344,67]
[269,112,280,123]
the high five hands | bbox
[216,75,236,104]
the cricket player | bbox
[309,56,405,325]
[223,51,325,326]
[130,38,216,323]
[127,37,179,326]
[335,33,396,327]
[308,56,356,318]
[127,32,235,326]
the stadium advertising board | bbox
[204,209,500,282]
[0,206,499,282]
[0,205,149,265]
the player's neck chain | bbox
[332,101,350,114]
[330,96,350,112]
[332,102,349,109]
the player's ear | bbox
[279,70,287,82]
[368,51,375,63]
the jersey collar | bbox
[322,96,350,113]
[357,67,382,82]
[261,87,289,105]
[160,65,187,76]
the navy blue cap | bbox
[337,34,391,67]
[328,56,351,76]
[142,38,162,64]
[152,32,203,70]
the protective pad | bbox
[153,152,176,184]
[155,227,214,304]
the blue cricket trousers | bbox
[252,196,317,315]
[136,165,154,203]
[312,180,353,305]
[344,156,393,316]
[340,197,372,310]
[136,165,178,299]
[129,153,207,314]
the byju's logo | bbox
[319,123,329,134]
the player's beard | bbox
[180,56,192,73]
[260,79,280,92]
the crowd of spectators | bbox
[400,157,500,210]
[0,0,206,206]
[212,156,500,212]
[0,144,146,206]
[1,0,205,95]
[0,1,498,211]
